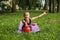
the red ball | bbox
[23,26,31,32]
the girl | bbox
[18,11,47,33]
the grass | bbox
[0,11,60,40]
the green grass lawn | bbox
[0,11,60,40]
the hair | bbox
[24,11,30,16]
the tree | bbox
[57,0,60,12]
[43,0,48,11]
[52,0,55,13]
[11,0,16,12]
[26,0,32,10]
[49,0,52,12]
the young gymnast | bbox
[18,11,47,33]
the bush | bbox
[0,1,12,12]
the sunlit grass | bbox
[0,11,60,40]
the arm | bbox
[31,11,47,21]
[22,20,28,26]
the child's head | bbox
[24,12,30,18]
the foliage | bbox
[18,0,41,10]
[0,1,11,12]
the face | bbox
[24,12,30,18]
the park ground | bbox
[0,10,60,40]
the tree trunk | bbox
[12,1,16,12]
[49,0,52,13]
[43,0,48,11]
[28,0,31,10]
[34,0,37,10]
[57,0,60,12]
[22,0,26,10]
[52,0,55,13]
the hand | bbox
[43,11,47,15]
[23,20,28,26]
[38,11,47,17]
